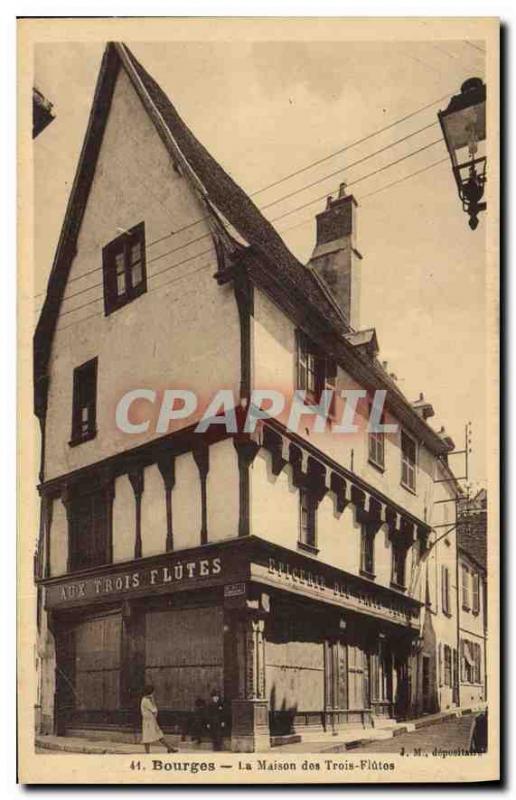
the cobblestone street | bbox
[349,716,478,754]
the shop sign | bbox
[259,557,419,627]
[224,582,247,598]
[44,555,222,608]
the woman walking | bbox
[140,684,177,754]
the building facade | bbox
[34,43,478,751]
[457,490,488,706]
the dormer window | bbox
[102,222,147,315]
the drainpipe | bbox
[455,525,461,709]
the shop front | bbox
[40,536,422,750]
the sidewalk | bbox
[36,704,486,755]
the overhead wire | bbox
[34,88,455,302]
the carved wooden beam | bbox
[193,442,210,545]
[128,467,144,559]
[233,436,260,537]
[157,454,176,552]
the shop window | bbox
[70,357,98,446]
[461,564,470,610]
[68,484,110,572]
[441,565,451,615]
[391,542,407,589]
[296,331,337,413]
[102,222,147,315]
[299,488,317,550]
[401,430,417,491]
[360,524,375,577]
[472,572,480,614]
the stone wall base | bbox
[230,699,270,752]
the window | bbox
[443,644,452,687]
[68,484,110,572]
[391,542,407,589]
[102,222,147,314]
[461,639,482,684]
[461,564,470,610]
[368,400,385,469]
[441,565,451,615]
[360,524,375,577]
[70,358,98,445]
[472,572,480,614]
[401,431,417,491]
[299,488,317,550]
[438,643,443,687]
[296,331,337,413]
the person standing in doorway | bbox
[140,684,177,754]
[206,688,226,751]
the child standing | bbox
[140,684,177,754]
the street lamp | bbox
[438,77,486,230]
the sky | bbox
[33,37,487,488]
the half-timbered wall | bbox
[44,67,241,482]
[252,286,438,522]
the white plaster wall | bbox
[250,450,298,546]
[45,67,240,480]
[49,498,68,576]
[206,439,239,542]
[373,524,393,586]
[173,451,202,551]
[141,463,168,557]
[112,474,135,563]
[250,447,402,587]
[252,286,438,524]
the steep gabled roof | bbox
[33,42,454,459]
[34,41,346,415]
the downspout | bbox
[455,517,461,708]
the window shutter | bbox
[324,357,337,418]
[296,332,307,392]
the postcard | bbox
[18,16,499,784]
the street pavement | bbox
[348,716,476,754]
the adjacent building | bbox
[457,489,488,706]
[34,43,484,751]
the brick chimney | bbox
[308,182,362,328]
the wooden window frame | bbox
[472,571,480,615]
[70,357,98,447]
[360,524,376,579]
[400,430,417,492]
[298,487,318,552]
[462,563,470,610]
[67,482,111,573]
[443,644,452,687]
[391,541,407,591]
[296,331,337,417]
[368,402,385,471]
[102,222,147,316]
[441,564,452,616]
